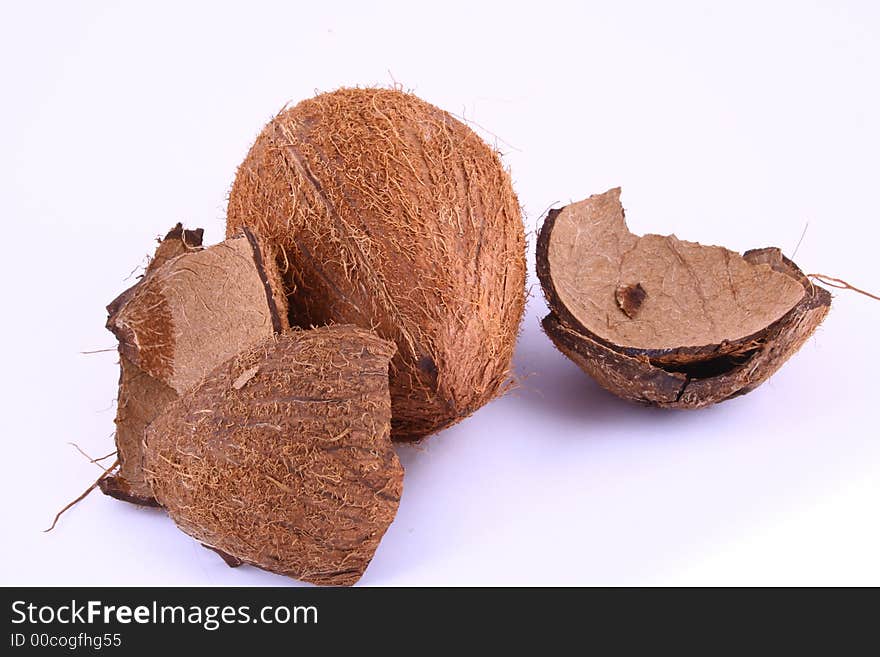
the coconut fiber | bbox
[100,225,288,504]
[143,326,403,586]
[227,87,527,440]
[536,188,831,407]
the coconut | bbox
[99,354,179,505]
[143,326,402,587]
[227,87,527,440]
[99,224,202,504]
[101,226,288,504]
[536,188,831,407]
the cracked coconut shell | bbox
[227,87,527,440]
[100,225,288,504]
[143,325,403,587]
[536,188,831,407]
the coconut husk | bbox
[100,225,204,504]
[107,227,288,394]
[143,326,403,587]
[100,226,288,504]
[227,87,527,440]
[536,188,831,407]
[99,354,178,505]
[148,224,205,272]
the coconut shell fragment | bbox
[107,227,288,394]
[536,188,831,407]
[143,326,403,587]
[100,225,204,504]
[227,87,527,440]
[99,354,178,505]
[101,225,288,504]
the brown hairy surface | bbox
[107,229,288,394]
[536,188,831,407]
[227,87,527,440]
[99,354,177,505]
[101,225,204,504]
[102,226,288,504]
[147,224,204,273]
[144,326,403,587]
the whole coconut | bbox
[228,88,526,440]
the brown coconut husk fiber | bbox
[536,188,831,407]
[99,224,202,504]
[227,87,527,440]
[100,225,288,504]
[143,326,403,587]
[99,354,178,505]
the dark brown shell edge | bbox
[239,226,288,334]
[97,473,161,507]
[201,544,244,568]
[537,206,832,407]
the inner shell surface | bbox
[547,188,805,350]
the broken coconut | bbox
[99,224,202,504]
[100,225,289,504]
[143,325,403,587]
[536,188,831,407]
[227,87,527,441]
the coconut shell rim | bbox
[535,197,831,365]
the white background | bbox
[2,0,878,586]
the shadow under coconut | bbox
[358,314,749,585]
[222,318,727,586]
[511,316,644,424]
[509,314,721,434]
[359,419,489,584]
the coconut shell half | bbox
[536,188,831,407]
[100,226,288,505]
[143,326,403,587]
